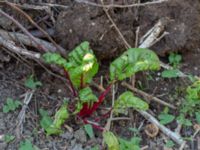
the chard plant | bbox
[42,41,160,140]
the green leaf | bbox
[158,113,175,125]
[25,75,42,89]
[43,42,99,88]
[75,87,97,113]
[84,124,94,139]
[165,140,175,148]
[114,91,149,114]
[161,69,181,78]
[110,48,160,81]
[46,103,69,135]
[39,109,53,131]
[186,80,200,102]
[39,103,69,136]
[195,112,200,124]
[169,52,182,67]
[2,98,22,113]
[3,134,15,143]
[177,114,192,126]
[90,145,99,150]
[19,139,34,150]
[119,137,141,150]
[67,41,99,88]
[43,52,68,68]
[103,131,120,150]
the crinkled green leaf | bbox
[39,103,69,136]
[103,131,120,150]
[114,91,149,114]
[67,42,99,88]
[46,103,69,135]
[25,75,42,89]
[186,80,200,102]
[75,87,97,113]
[161,69,181,78]
[110,48,160,81]
[43,42,99,88]
[42,52,68,68]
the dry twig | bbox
[3,2,66,56]
[121,81,176,109]
[76,0,168,8]
[0,29,60,53]
[0,36,41,59]
[16,90,34,139]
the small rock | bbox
[74,128,87,143]
[71,144,83,150]
[60,132,73,140]
[0,142,7,149]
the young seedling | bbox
[3,98,22,113]
[43,41,160,134]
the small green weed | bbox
[158,107,175,125]
[3,134,15,143]
[25,75,42,89]
[3,98,22,113]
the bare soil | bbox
[0,0,200,149]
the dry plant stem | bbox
[76,0,168,8]
[101,0,131,49]
[0,29,60,53]
[139,110,184,145]
[139,20,165,48]
[104,84,115,131]
[0,36,41,59]
[16,90,34,139]
[5,2,67,56]
[121,81,176,109]
[0,9,50,53]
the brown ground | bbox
[0,0,200,149]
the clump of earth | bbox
[55,0,200,59]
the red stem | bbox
[80,74,84,89]
[64,69,77,97]
[78,83,112,117]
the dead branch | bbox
[16,90,34,139]
[139,110,184,145]
[76,0,168,8]
[0,36,41,59]
[4,1,67,56]
[0,29,60,53]
[121,81,176,109]
[0,9,49,52]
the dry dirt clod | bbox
[139,0,200,56]
[55,4,136,59]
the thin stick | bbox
[0,9,49,52]
[0,29,60,53]
[16,90,34,139]
[101,0,131,49]
[139,110,184,145]
[121,81,176,109]
[75,0,168,8]
[0,36,41,59]
[4,2,67,56]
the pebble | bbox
[74,128,87,143]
